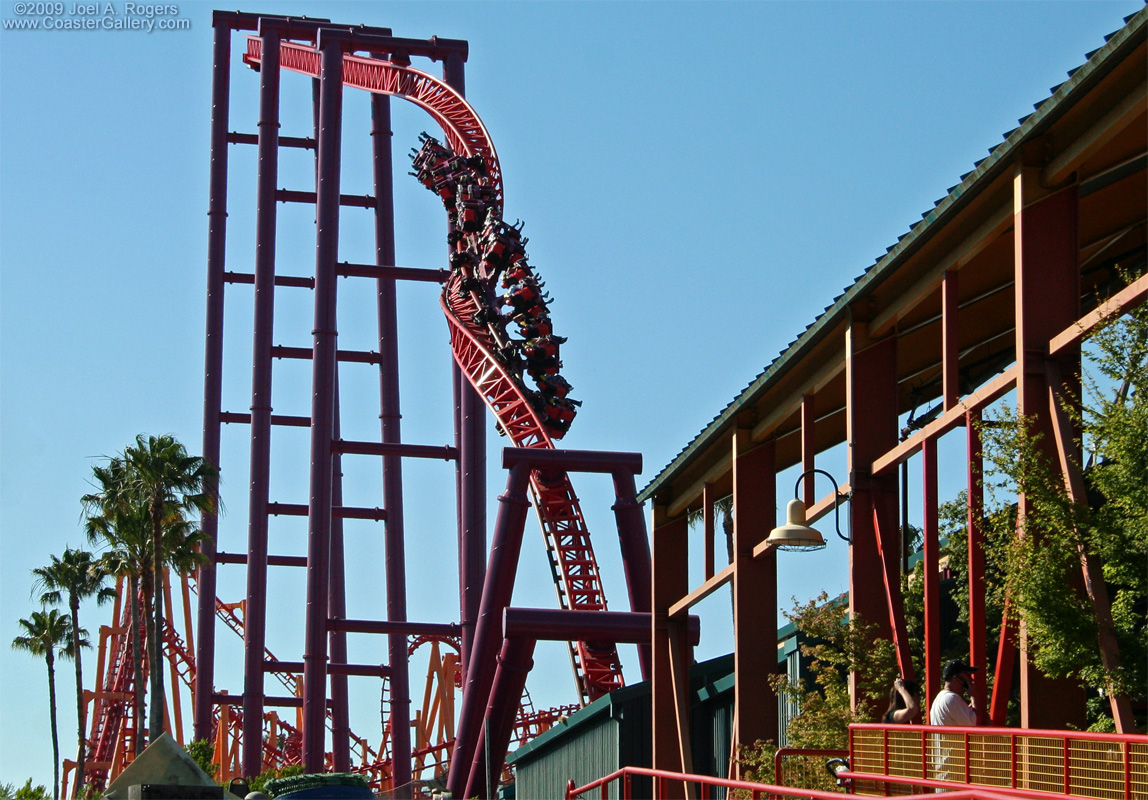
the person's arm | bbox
[891,678,919,723]
[961,698,978,726]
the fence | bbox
[565,765,1056,800]
[773,748,847,792]
[846,723,1148,799]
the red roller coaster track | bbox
[245,35,625,704]
[80,26,629,797]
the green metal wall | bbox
[513,715,619,800]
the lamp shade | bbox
[766,499,827,552]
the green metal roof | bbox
[639,7,1148,505]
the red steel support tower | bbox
[192,12,650,795]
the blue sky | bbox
[1,0,1141,789]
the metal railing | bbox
[773,748,847,792]
[847,723,1148,799]
[565,765,1056,800]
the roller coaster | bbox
[76,12,650,800]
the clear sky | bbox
[1,0,1141,790]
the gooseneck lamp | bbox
[766,468,849,552]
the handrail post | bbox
[1124,740,1131,800]
[1063,737,1070,796]
[883,727,890,793]
[921,728,928,782]
[964,731,971,784]
[1011,734,1017,789]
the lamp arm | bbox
[791,468,850,543]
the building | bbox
[637,6,1146,783]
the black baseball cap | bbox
[943,659,979,681]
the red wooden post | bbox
[846,327,900,709]
[652,505,689,798]
[990,598,1016,726]
[922,438,940,712]
[942,270,959,411]
[733,431,778,771]
[703,483,716,580]
[966,410,987,723]
[801,394,816,506]
[1013,168,1086,729]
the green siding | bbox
[514,716,619,800]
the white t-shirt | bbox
[929,688,976,726]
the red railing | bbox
[847,723,1148,799]
[565,766,1055,800]
[773,748,847,790]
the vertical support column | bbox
[195,15,231,743]
[302,32,344,771]
[370,91,412,796]
[846,323,900,709]
[732,431,778,769]
[966,410,988,724]
[242,22,281,778]
[1013,168,1085,729]
[328,380,351,772]
[611,470,652,680]
[702,483,716,580]
[651,504,689,796]
[444,52,487,689]
[801,394,816,505]
[921,438,940,713]
[942,269,960,411]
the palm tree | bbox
[85,465,152,756]
[13,609,86,800]
[112,435,216,744]
[32,549,115,797]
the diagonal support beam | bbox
[1046,362,1134,732]
[871,493,914,682]
[446,464,532,798]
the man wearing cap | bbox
[930,659,978,788]
[929,659,978,726]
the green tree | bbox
[12,609,86,800]
[186,738,219,783]
[121,434,215,744]
[770,593,897,748]
[32,548,115,797]
[83,435,216,746]
[734,594,895,795]
[978,300,1147,729]
[0,779,53,800]
[84,462,152,756]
